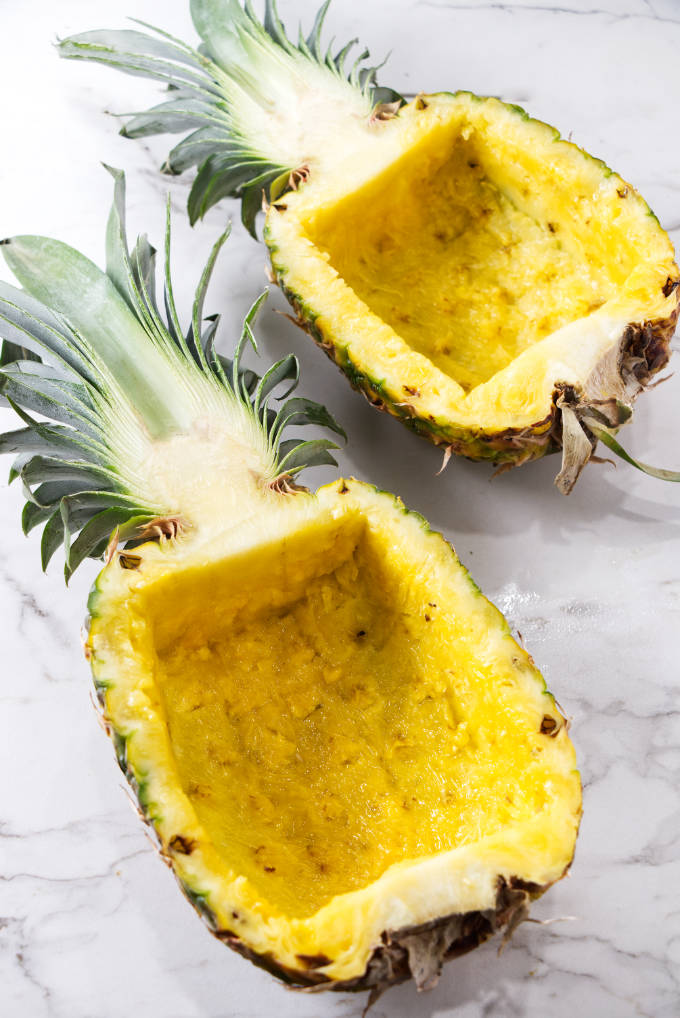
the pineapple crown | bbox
[0,168,345,580]
[58,0,403,236]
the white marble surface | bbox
[1,1,680,1015]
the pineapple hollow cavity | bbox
[301,102,649,393]
[139,507,574,920]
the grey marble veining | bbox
[1,1,680,1015]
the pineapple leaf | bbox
[0,169,346,576]
[64,508,155,583]
[54,491,152,517]
[59,2,402,230]
[0,340,41,374]
[22,501,53,535]
[276,437,339,475]
[19,455,118,488]
[104,163,165,345]
[262,0,289,47]
[240,173,276,238]
[122,95,225,139]
[190,224,232,372]
[162,198,188,349]
[1,235,183,438]
[0,280,98,382]
[271,396,346,443]
[105,163,140,315]
[25,480,96,511]
[41,509,67,571]
[231,290,268,390]
[586,422,680,483]
[305,0,332,60]
[3,357,78,387]
[57,29,220,97]
[132,234,160,325]
[200,313,221,357]
[0,370,99,435]
[253,354,299,415]
[163,129,235,176]
[61,498,151,578]
[0,423,102,464]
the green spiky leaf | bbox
[0,169,345,577]
[587,422,680,482]
[59,2,403,231]
[276,437,339,474]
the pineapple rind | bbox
[86,479,581,989]
[273,267,557,465]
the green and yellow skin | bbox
[0,174,580,997]
[59,1,680,491]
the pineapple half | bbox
[59,0,680,492]
[0,172,581,997]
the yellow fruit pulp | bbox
[305,109,648,392]
[269,95,676,429]
[144,501,574,919]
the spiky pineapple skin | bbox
[270,263,679,469]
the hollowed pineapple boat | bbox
[0,173,581,997]
[60,0,680,491]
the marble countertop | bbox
[1,1,679,1015]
